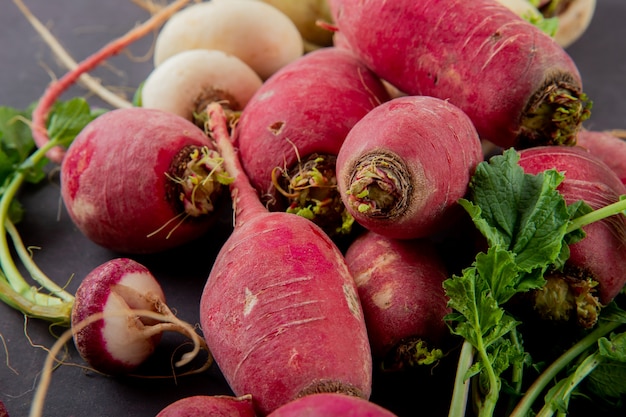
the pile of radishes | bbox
[8,0,626,416]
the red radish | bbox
[71,258,208,375]
[575,128,626,184]
[344,231,450,370]
[266,393,399,417]
[155,395,256,417]
[336,95,484,239]
[517,145,626,327]
[200,103,372,416]
[327,0,591,149]
[60,107,229,254]
[234,46,390,237]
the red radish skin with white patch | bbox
[234,47,390,236]
[61,107,227,254]
[155,395,256,417]
[71,258,167,375]
[266,393,399,417]
[517,145,626,327]
[336,95,484,239]
[328,0,591,149]
[345,232,450,369]
[200,103,372,416]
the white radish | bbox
[153,0,304,79]
[257,0,334,50]
[141,49,263,122]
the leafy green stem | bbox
[535,352,602,417]
[449,340,473,417]
[6,219,74,303]
[509,319,622,417]
[0,134,74,323]
[566,197,626,234]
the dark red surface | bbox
[0,1,625,416]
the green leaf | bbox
[464,149,571,273]
[47,98,103,148]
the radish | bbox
[517,145,626,327]
[344,231,450,371]
[575,128,626,184]
[327,0,591,149]
[200,103,372,416]
[257,0,335,50]
[141,49,263,124]
[234,47,390,237]
[60,107,230,254]
[538,0,597,47]
[71,258,209,376]
[266,393,399,417]
[153,0,304,79]
[156,395,256,417]
[336,95,483,240]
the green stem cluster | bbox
[0,138,74,326]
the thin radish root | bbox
[29,308,212,417]
[29,0,192,164]
[12,0,133,110]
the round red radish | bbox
[517,145,626,327]
[61,107,228,254]
[345,232,450,369]
[336,95,483,239]
[266,393,399,417]
[155,395,256,417]
[71,258,167,375]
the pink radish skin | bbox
[575,129,626,184]
[234,47,390,236]
[336,95,483,240]
[71,258,167,375]
[345,232,450,370]
[200,103,372,416]
[517,145,626,327]
[266,393,398,417]
[61,107,227,254]
[328,0,590,149]
[156,395,256,417]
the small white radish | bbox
[257,0,334,50]
[153,0,304,79]
[71,258,208,375]
[141,49,263,122]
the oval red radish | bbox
[200,103,372,416]
[266,393,399,417]
[345,231,450,370]
[328,0,591,149]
